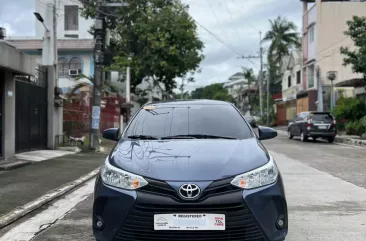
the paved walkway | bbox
[0,143,114,217]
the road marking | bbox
[271,151,366,241]
[0,179,95,241]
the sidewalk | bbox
[0,142,114,218]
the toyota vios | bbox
[93,100,287,241]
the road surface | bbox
[1,132,366,241]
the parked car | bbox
[244,115,257,127]
[287,111,337,143]
[93,100,287,241]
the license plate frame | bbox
[318,126,327,129]
[154,213,226,231]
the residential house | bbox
[276,50,303,125]
[301,0,366,111]
[0,38,48,159]
[224,72,257,115]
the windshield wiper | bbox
[162,134,237,140]
[127,135,159,140]
[161,135,197,140]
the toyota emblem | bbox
[178,184,201,200]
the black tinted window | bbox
[311,113,333,122]
[125,104,252,139]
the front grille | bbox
[139,177,240,201]
[113,202,267,241]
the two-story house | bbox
[301,0,366,111]
[277,50,302,124]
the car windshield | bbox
[311,113,333,122]
[124,104,253,139]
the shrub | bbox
[334,97,366,121]
[345,116,366,136]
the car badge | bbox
[178,184,201,200]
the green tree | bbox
[190,83,234,102]
[67,74,121,99]
[263,16,301,89]
[81,0,204,94]
[243,67,256,114]
[340,16,366,84]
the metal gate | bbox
[15,65,47,153]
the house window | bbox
[288,76,291,88]
[65,5,79,31]
[308,65,315,88]
[58,57,68,77]
[69,57,82,73]
[296,71,301,84]
[309,27,315,43]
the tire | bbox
[328,137,335,143]
[300,131,308,142]
[288,129,293,139]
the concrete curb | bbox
[0,160,32,171]
[276,129,366,147]
[0,167,101,229]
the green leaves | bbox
[81,0,204,93]
[340,16,366,80]
[190,83,234,102]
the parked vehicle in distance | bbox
[93,100,287,241]
[287,111,337,143]
[244,116,257,127]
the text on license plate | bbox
[154,213,225,230]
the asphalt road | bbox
[1,132,366,241]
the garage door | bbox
[296,97,308,114]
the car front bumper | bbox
[93,173,288,241]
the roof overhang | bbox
[0,40,37,75]
[335,78,365,88]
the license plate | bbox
[154,214,225,230]
[318,126,327,129]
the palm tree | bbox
[243,68,256,115]
[263,16,301,67]
[67,74,122,100]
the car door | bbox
[294,113,305,136]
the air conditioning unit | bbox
[68,69,79,77]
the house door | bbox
[15,66,48,153]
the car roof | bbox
[142,99,233,107]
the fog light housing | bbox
[95,217,104,230]
[276,215,286,229]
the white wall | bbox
[307,5,317,61]
[35,0,93,39]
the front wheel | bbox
[328,137,335,143]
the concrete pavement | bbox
[1,134,366,240]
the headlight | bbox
[230,156,278,189]
[101,159,148,190]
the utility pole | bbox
[180,78,184,99]
[237,31,263,117]
[259,31,264,118]
[90,0,105,150]
[266,66,270,126]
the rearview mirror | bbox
[258,126,277,140]
[102,128,120,141]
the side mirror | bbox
[258,126,277,140]
[102,128,120,141]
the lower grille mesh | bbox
[113,202,266,241]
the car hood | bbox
[109,138,270,181]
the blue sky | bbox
[0,0,303,92]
